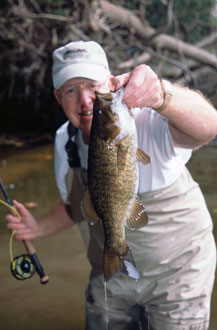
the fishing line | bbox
[0,179,49,284]
[0,198,19,264]
[0,198,36,281]
[9,230,16,263]
[0,198,20,263]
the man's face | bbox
[54,77,113,140]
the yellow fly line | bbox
[0,198,20,263]
[0,196,49,284]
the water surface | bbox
[0,144,216,330]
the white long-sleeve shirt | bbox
[54,108,192,204]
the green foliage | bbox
[174,0,216,42]
[117,0,216,43]
[145,0,216,43]
[0,0,216,133]
[145,0,167,28]
[36,0,68,15]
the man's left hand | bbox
[114,64,164,109]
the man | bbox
[6,41,217,330]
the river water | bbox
[0,143,216,330]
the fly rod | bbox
[0,179,49,284]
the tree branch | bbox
[95,0,217,69]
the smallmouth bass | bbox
[82,87,150,281]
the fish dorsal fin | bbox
[81,190,100,225]
[136,148,151,165]
[126,197,148,229]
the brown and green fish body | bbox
[81,88,150,281]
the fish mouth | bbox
[79,111,93,117]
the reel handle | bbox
[23,240,49,284]
[10,203,49,284]
[0,178,49,284]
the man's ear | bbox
[108,75,116,91]
[54,89,61,104]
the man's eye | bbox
[90,84,97,89]
[67,87,76,93]
[93,84,103,91]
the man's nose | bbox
[78,89,94,107]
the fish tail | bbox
[104,244,140,282]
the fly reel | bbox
[0,180,49,285]
[10,254,36,280]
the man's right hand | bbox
[6,200,38,241]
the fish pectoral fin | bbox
[108,125,121,141]
[81,190,100,224]
[127,197,148,229]
[136,148,151,165]
[101,125,120,141]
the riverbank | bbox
[0,133,54,158]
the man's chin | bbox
[79,119,92,136]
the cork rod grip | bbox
[23,240,49,284]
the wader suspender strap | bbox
[65,122,81,168]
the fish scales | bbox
[81,87,150,281]
[89,137,137,219]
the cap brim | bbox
[53,63,110,89]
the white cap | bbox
[52,41,110,89]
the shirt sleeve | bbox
[135,108,191,164]
[135,108,192,192]
[149,112,176,161]
[54,122,70,204]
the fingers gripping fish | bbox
[81,87,150,282]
